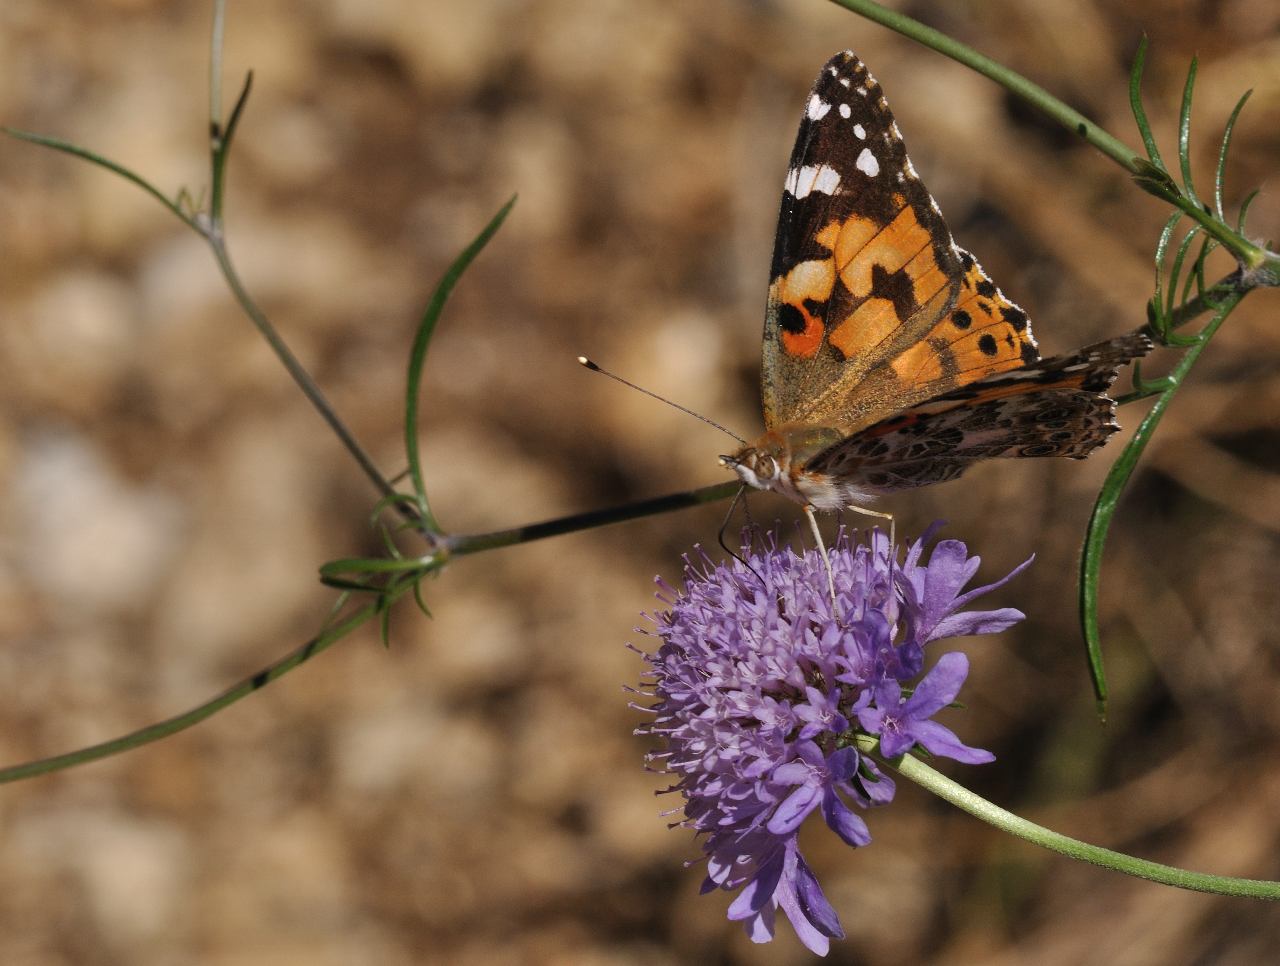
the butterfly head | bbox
[721,439,787,494]
[721,424,880,509]
[721,425,849,506]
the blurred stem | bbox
[865,736,1280,899]
[210,0,226,133]
[0,591,397,784]
[1,476,742,782]
[447,481,742,555]
[1079,287,1243,710]
[195,5,402,511]
[827,0,1139,170]
[205,238,402,508]
[0,129,201,231]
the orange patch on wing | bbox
[920,260,1036,383]
[814,220,843,250]
[890,338,945,384]
[827,215,881,287]
[836,206,931,297]
[780,304,825,358]
[956,373,1092,404]
[828,297,899,359]
[904,247,949,306]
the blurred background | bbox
[2,1,1279,963]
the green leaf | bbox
[1149,212,1182,336]
[210,71,253,223]
[1237,188,1261,233]
[1128,36,1164,167]
[1177,57,1201,207]
[403,195,517,533]
[1163,227,1208,347]
[1214,89,1252,219]
[412,580,433,619]
[1079,289,1243,713]
[2,127,201,232]
[319,555,437,580]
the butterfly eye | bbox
[756,455,777,478]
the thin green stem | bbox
[210,0,226,134]
[1129,36,1163,167]
[0,594,394,784]
[209,71,252,227]
[826,0,1271,270]
[1177,57,1201,208]
[1159,270,1244,334]
[1080,287,1243,709]
[207,239,400,505]
[404,197,517,533]
[827,0,1140,172]
[0,476,741,782]
[869,737,1280,898]
[448,481,742,555]
[0,129,201,231]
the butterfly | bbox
[722,51,1151,559]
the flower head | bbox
[635,526,1028,955]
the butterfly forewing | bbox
[761,52,1040,434]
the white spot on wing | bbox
[855,148,879,178]
[807,94,831,120]
[784,163,842,199]
[852,123,866,139]
[839,103,851,119]
[839,77,851,88]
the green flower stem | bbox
[197,4,401,508]
[403,197,517,536]
[1079,288,1243,709]
[827,0,1273,271]
[447,481,742,556]
[0,590,402,784]
[827,0,1139,171]
[0,478,739,781]
[1,163,400,523]
[206,237,402,511]
[0,129,201,231]
[210,0,227,134]
[864,736,1280,899]
[5,1,404,521]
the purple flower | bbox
[856,652,995,763]
[635,526,1027,955]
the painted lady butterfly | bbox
[724,51,1151,529]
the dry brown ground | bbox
[2,1,1279,963]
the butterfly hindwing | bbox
[802,332,1153,491]
[761,52,1039,434]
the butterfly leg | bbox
[844,504,895,575]
[803,504,838,604]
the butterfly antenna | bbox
[578,356,747,445]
